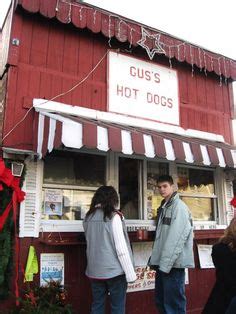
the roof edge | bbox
[17,0,236,80]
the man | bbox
[149,175,194,314]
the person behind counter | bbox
[83,185,137,314]
[149,175,195,314]
[202,218,236,314]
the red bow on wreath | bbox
[230,196,236,208]
[0,158,25,231]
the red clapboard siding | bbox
[70,78,82,107]
[3,66,36,150]
[8,14,23,66]
[4,11,234,149]
[214,83,224,112]
[46,23,65,72]
[50,74,63,103]
[3,67,18,147]
[30,16,49,67]
[207,114,214,135]
[178,70,188,104]
[62,29,80,76]
[196,74,206,107]
[222,83,231,114]
[14,67,30,145]
[187,72,197,106]
[17,0,236,79]
[82,81,92,109]
[61,77,73,107]
[92,38,107,82]
[223,115,233,144]
[200,112,208,132]
[78,32,94,75]
[11,235,219,314]
[19,16,33,64]
[179,107,188,127]
[205,78,215,109]
[39,71,52,100]
[28,67,41,100]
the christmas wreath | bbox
[0,158,25,301]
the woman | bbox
[83,186,137,314]
[202,218,236,314]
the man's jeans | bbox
[155,268,186,314]
[226,296,236,314]
[90,274,127,314]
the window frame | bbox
[39,150,227,233]
[40,149,107,232]
[174,163,227,228]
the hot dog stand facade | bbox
[1,1,236,313]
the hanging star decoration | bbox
[137,27,166,60]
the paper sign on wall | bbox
[197,244,214,268]
[40,253,64,286]
[127,242,155,292]
[127,242,190,292]
[44,189,63,216]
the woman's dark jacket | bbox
[202,242,236,314]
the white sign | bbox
[127,242,190,292]
[127,242,155,292]
[108,51,179,125]
[40,253,64,286]
[197,244,214,268]
[44,189,63,216]
[127,266,156,293]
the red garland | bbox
[0,158,25,306]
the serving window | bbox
[118,158,169,221]
[119,157,140,219]
[41,151,106,221]
[38,150,224,231]
[146,161,169,220]
[177,166,216,221]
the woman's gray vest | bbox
[83,209,133,279]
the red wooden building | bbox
[1,0,236,313]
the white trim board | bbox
[33,98,225,143]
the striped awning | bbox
[36,112,236,168]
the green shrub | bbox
[11,281,73,314]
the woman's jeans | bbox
[90,274,127,314]
[155,268,186,314]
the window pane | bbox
[44,151,105,186]
[147,162,169,220]
[42,189,94,221]
[119,158,139,219]
[180,197,214,221]
[42,151,106,221]
[177,167,214,195]
[177,167,216,221]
